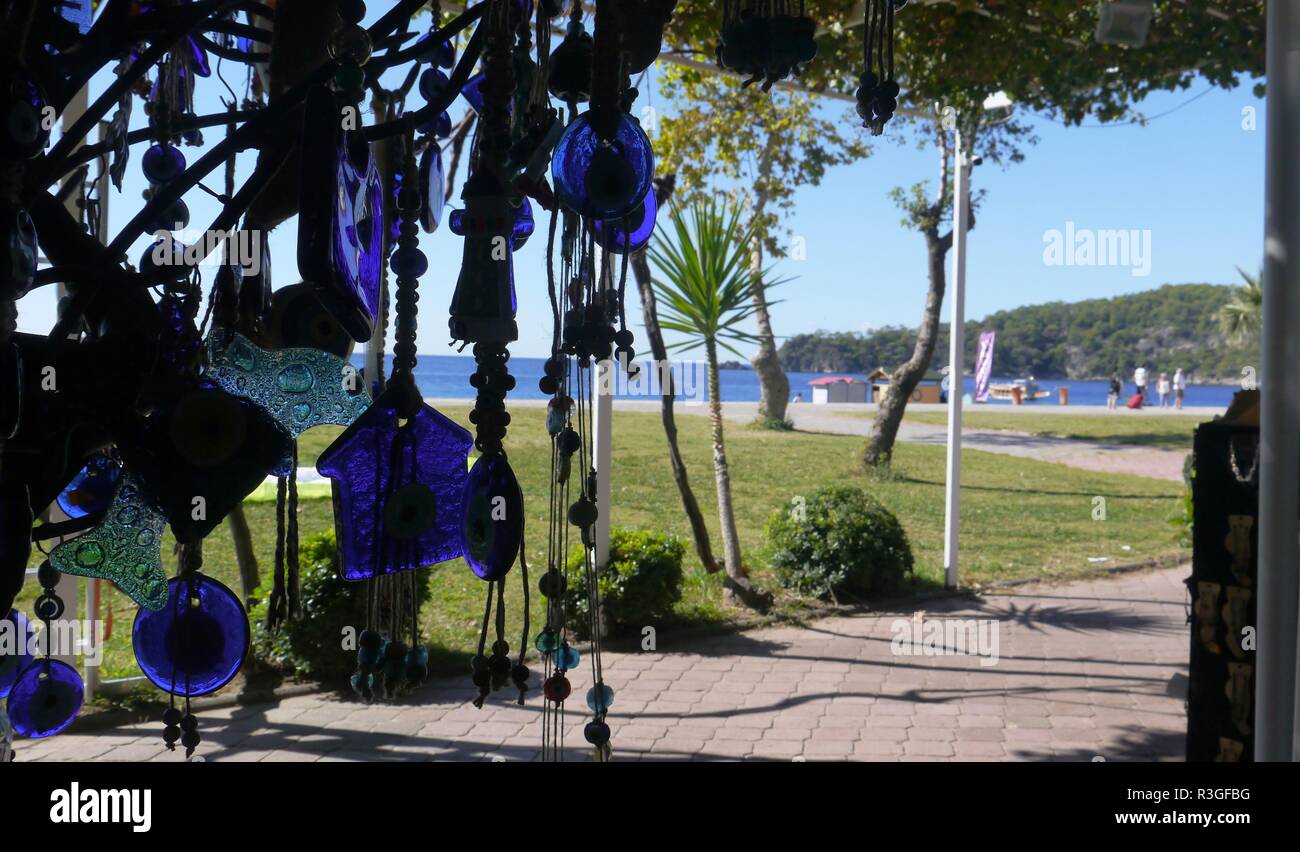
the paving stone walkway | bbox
[18,566,1190,762]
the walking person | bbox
[1133,364,1149,402]
[1107,372,1122,410]
[1157,372,1171,408]
[1173,368,1187,410]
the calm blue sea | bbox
[353,354,1238,408]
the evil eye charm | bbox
[460,455,523,582]
[56,454,122,520]
[7,660,84,738]
[551,111,654,220]
[169,388,249,468]
[383,483,439,540]
[132,575,250,698]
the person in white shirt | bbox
[1173,368,1186,410]
[1157,372,1171,408]
[1134,365,1149,401]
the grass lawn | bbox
[899,410,1204,452]
[19,406,1187,684]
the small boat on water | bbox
[989,377,1051,402]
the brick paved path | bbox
[18,567,1189,762]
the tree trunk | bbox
[749,238,790,427]
[706,340,770,610]
[863,128,971,469]
[632,184,721,573]
[750,130,790,426]
[226,503,261,602]
[863,231,952,468]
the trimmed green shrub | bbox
[250,530,433,683]
[765,486,913,599]
[564,528,685,639]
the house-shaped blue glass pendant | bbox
[317,381,473,581]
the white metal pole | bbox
[942,128,970,590]
[1258,0,1300,762]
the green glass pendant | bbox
[48,473,168,611]
[205,331,370,438]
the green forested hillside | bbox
[780,284,1256,382]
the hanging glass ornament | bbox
[460,454,524,582]
[591,188,656,254]
[9,566,82,739]
[48,473,169,611]
[266,282,356,358]
[7,659,83,739]
[2,207,39,301]
[2,70,52,159]
[317,383,474,580]
[204,330,371,439]
[0,609,35,699]
[55,453,122,520]
[551,111,654,220]
[133,575,250,697]
[448,169,518,344]
[547,13,593,103]
[419,142,446,233]
[298,88,386,342]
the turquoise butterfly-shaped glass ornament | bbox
[48,473,169,611]
[204,330,371,439]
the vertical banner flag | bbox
[974,331,996,403]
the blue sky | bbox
[22,16,1266,362]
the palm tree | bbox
[649,198,777,610]
[1218,267,1263,346]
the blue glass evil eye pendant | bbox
[6,659,83,738]
[48,473,169,611]
[551,111,654,220]
[298,87,385,342]
[460,454,524,582]
[204,331,370,438]
[0,608,35,699]
[55,453,122,520]
[591,187,656,254]
[133,575,250,697]
[316,383,474,581]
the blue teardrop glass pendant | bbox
[141,143,186,184]
[7,659,83,738]
[419,142,446,233]
[591,186,656,254]
[132,575,250,697]
[55,454,122,520]
[551,111,654,220]
[0,609,35,699]
[460,455,524,582]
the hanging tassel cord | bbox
[287,444,300,620]
[472,582,494,708]
[265,472,288,630]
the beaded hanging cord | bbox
[462,0,531,710]
[855,0,901,135]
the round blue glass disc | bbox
[7,659,84,738]
[591,187,656,254]
[132,575,250,697]
[551,111,654,220]
[0,609,35,699]
[56,455,122,520]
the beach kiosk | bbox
[810,376,869,404]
